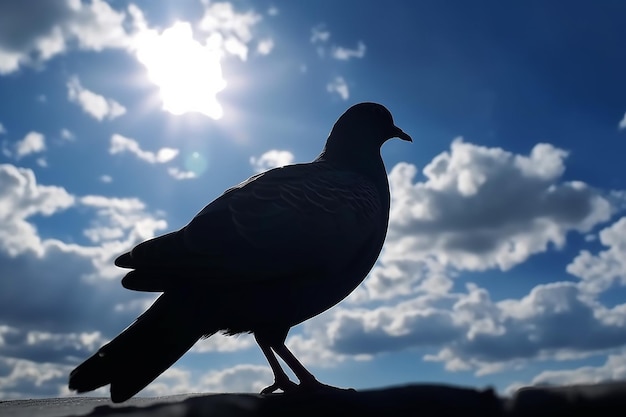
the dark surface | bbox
[3,382,626,417]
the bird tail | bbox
[69,292,210,403]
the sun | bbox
[134,22,226,119]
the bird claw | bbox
[260,378,355,395]
[260,379,299,394]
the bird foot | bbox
[260,379,299,394]
[261,377,355,395]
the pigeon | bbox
[68,102,412,403]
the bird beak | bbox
[393,126,412,142]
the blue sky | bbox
[1,0,626,399]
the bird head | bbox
[332,102,412,145]
[321,103,412,166]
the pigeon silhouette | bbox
[68,102,412,403]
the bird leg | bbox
[272,343,320,389]
[256,330,349,394]
[255,334,298,394]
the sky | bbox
[1,0,626,400]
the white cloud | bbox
[267,6,279,16]
[109,134,179,164]
[197,0,264,62]
[521,349,626,388]
[310,25,330,43]
[60,128,74,141]
[67,76,126,121]
[199,364,272,393]
[332,41,366,60]
[0,163,174,399]
[142,364,272,397]
[0,122,6,134]
[385,139,611,270]
[0,164,74,256]
[326,76,349,100]
[567,216,626,295]
[14,131,45,159]
[359,139,613,302]
[257,38,274,55]
[0,356,72,399]
[619,112,626,130]
[99,174,112,183]
[0,0,135,74]
[167,167,197,180]
[249,150,294,173]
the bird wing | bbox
[117,162,383,291]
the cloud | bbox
[267,6,279,17]
[99,174,112,183]
[167,167,197,180]
[516,349,626,390]
[67,76,126,121]
[386,139,610,267]
[197,0,265,62]
[0,163,172,397]
[257,38,274,55]
[0,122,6,134]
[109,134,179,164]
[310,25,330,44]
[619,112,626,130]
[567,216,626,295]
[0,0,135,74]
[14,131,45,159]
[249,150,294,173]
[141,364,272,397]
[0,356,73,399]
[0,164,74,256]
[199,364,272,393]
[332,41,366,60]
[326,76,349,100]
[60,128,74,141]
[359,139,613,302]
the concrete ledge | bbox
[1,382,625,417]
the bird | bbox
[68,102,412,403]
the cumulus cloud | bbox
[67,76,126,121]
[197,0,265,61]
[332,41,366,60]
[517,349,626,390]
[249,150,294,173]
[619,112,626,130]
[387,140,609,266]
[359,139,613,302]
[326,76,349,100]
[567,216,626,295]
[142,364,272,397]
[109,134,179,164]
[0,356,73,399]
[13,131,45,159]
[199,364,272,393]
[0,163,172,397]
[0,164,74,256]
[0,0,135,74]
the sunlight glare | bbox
[135,22,226,119]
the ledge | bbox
[1,382,625,417]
